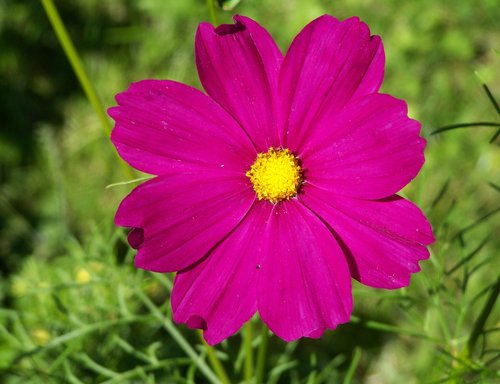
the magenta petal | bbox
[301,186,434,289]
[109,80,255,175]
[257,200,352,342]
[115,173,255,272]
[280,15,384,146]
[196,15,284,151]
[172,203,273,345]
[300,93,425,199]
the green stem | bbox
[134,288,221,384]
[198,331,231,384]
[343,347,362,384]
[255,325,269,384]
[41,0,110,134]
[243,322,254,383]
[40,0,134,179]
[206,0,219,25]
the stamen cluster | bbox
[246,147,303,203]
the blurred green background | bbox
[0,0,499,383]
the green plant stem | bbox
[255,325,269,384]
[40,0,134,180]
[467,275,500,355]
[198,331,231,384]
[206,0,218,25]
[343,347,362,384]
[243,322,254,383]
[40,0,110,135]
[134,288,221,384]
[14,315,152,362]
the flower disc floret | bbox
[246,147,303,203]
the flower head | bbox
[109,15,434,345]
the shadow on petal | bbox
[127,227,144,249]
[187,315,208,330]
[215,21,246,35]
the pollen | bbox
[246,147,303,204]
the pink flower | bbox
[108,15,434,345]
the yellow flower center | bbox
[246,147,303,204]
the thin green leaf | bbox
[268,361,298,384]
[482,83,499,142]
[350,315,441,342]
[488,182,500,193]
[453,206,500,241]
[105,176,154,189]
[112,335,152,363]
[430,122,500,135]
[467,276,500,355]
[63,360,86,384]
[482,83,500,115]
[12,315,152,363]
[446,237,489,275]
[430,179,450,209]
[76,353,117,378]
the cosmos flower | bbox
[108,15,434,345]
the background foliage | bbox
[0,0,499,383]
